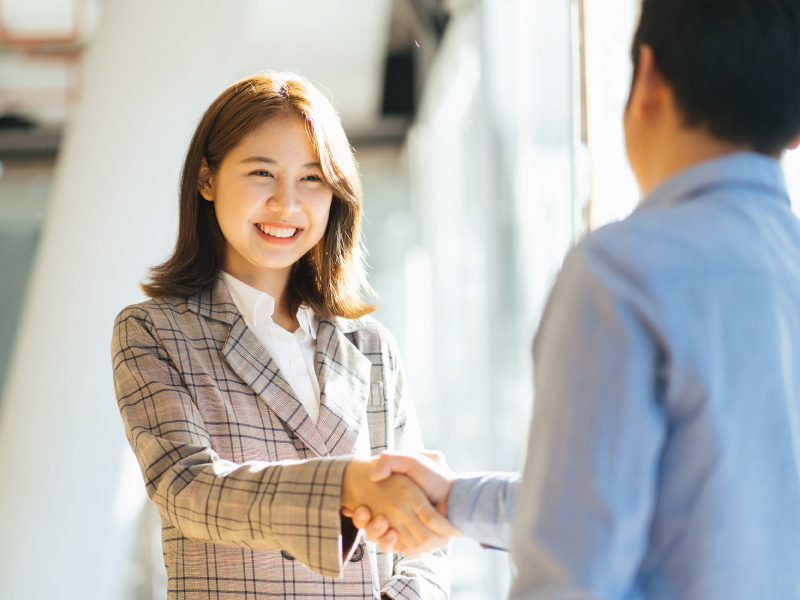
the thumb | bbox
[420,450,446,466]
[369,454,394,482]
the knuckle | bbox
[418,507,435,526]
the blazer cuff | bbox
[266,456,353,578]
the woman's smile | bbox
[198,115,333,292]
[255,222,302,245]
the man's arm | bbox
[447,471,520,550]
[355,237,668,597]
[509,240,667,599]
[351,453,520,552]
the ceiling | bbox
[0,0,449,155]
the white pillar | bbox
[0,2,248,598]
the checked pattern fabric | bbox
[111,277,450,599]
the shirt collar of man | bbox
[220,270,317,339]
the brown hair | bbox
[142,72,375,319]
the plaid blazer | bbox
[111,277,450,599]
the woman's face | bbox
[200,115,333,293]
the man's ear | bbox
[198,158,214,201]
[628,45,667,119]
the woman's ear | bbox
[198,158,214,201]
[789,135,800,151]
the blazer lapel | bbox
[190,277,330,458]
[315,318,372,457]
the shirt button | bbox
[289,360,298,370]
[349,544,364,562]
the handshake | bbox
[340,452,463,555]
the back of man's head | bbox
[632,0,800,155]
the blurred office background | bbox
[1,1,799,599]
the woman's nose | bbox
[267,181,299,214]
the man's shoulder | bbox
[574,199,727,278]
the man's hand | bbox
[346,452,460,554]
[341,457,460,556]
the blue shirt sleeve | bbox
[447,472,521,550]
[509,240,668,599]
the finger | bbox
[371,527,399,554]
[369,454,395,482]
[394,521,429,556]
[369,453,420,482]
[377,529,399,551]
[364,515,391,540]
[397,497,451,553]
[420,450,446,466]
[350,506,373,529]
[377,538,396,554]
[416,503,462,539]
[341,507,355,518]
[378,451,451,483]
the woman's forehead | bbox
[228,116,318,161]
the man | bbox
[350,0,800,598]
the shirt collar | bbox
[637,152,790,213]
[220,271,317,338]
[297,306,319,340]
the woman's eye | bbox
[250,170,273,178]
[302,175,323,182]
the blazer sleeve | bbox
[111,306,353,578]
[379,330,451,600]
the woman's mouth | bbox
[255,223,301,243]
[256,223,298,238]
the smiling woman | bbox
[196,116,334,330]
[111,72,453,600]
[141,74,371,321]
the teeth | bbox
[258,224,298,238]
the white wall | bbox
[0,2,250,597]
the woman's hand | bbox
[343,453,461,554]
[341,457,461,555]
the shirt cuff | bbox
[447,472,521,550]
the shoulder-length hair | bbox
[142,72,375,319]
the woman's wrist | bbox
[341,458,370,509]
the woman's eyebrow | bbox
[240,156,276,164]
[240,156,321,169]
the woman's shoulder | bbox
[329,314,385,337]
[113,294,196,330]
[330,314,401,354]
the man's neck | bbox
[638,128,756,197]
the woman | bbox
[111,72,451,599]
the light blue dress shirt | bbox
[448,153,800,599]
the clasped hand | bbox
[341,452,461,555]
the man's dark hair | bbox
[632,0,800,155]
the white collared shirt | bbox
[221,271,321,425]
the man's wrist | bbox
[438,477,456,518]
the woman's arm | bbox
[113,306,439,579]
[112,306,351,576]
